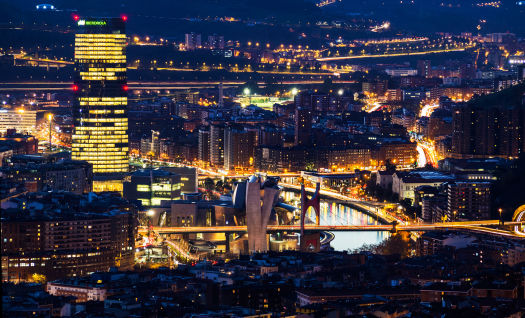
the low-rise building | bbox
[47,282,107,302]
[0,132,38,155]
[420,282,472,302]
[123,168,181,208]
[392,171,454,202]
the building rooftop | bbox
[129,168,177,177]
[1,191,133,222]
[395,171,455,183]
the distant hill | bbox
[0,0,322,22]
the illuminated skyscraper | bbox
[72,16,129,175]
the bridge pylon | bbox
[390,221,398,234]
[300,183,321,252]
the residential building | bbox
[1,192,136,282]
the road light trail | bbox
[416,145,427,168]
[420,103,439,117]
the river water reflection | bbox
[281,190,390,251]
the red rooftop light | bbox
[122,85,129,91]
[72,85,79,91]
[73,14,80,21]
[121,15,128,21]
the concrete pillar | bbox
[245,179,280,253]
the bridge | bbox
[142,178,525,256]
[149,220,525,237]
[279,182,401,224]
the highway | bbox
[316,46,474,62]
[0,80,356,91]
[15,56,346,76]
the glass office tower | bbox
[72,17,129,174]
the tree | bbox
[385,159,397,173]
[376,233,414,258]
[203,178,215,197]
[349,243,378,254]
[305,161,316,172]
[31,273,46,284]
[215,180,224,193]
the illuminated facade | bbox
[72,17,129,174]
[0,108,37,135]
[123,169,181,208]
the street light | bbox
[243,87,251,105]
[337,88,344,96]
[47,114,53,151]
[291,87,298,96]
[498,208,503,225]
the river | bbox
[281,190,390,251]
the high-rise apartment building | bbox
[451,103,525,159]
[210,122,225,167]
[224,125,256,172]
[198,128,210,164]
[185,33,202,50]
[72,17,129,175]
[294,92,313,146]
[417,60,431,78]
[207,34,225,49]
[447,181,491,220]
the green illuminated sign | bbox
[78,20,107,26]
[86,20,106,26]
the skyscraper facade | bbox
[72,17,129,174]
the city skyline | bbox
[1,1,525,316]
